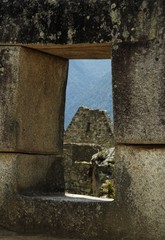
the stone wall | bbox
[64,143,115,197]
[0,46,68,202]
[0,1,165,239]
[0,1,163,45]
[64,106,114,148]
[64,107,114,196]
[64,143,102,195]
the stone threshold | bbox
[21,193,114,203]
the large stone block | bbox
[0,153,64,202]
[2,195,115,240]
[115,145,165,239]
[0,154,17,207]
[0,46,68,153]
[0,1,164,45]
[17,154,65,194]
[113,40,165,144]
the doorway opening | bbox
[64,59,115,199]
[64,59,113,129]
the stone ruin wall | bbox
[64,106,114,196]
[64,106,114,147]
[64,143,102,195]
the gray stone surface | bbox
[63,143,100,195]
[17,154,65,194]
[113,40,165,144]
[0,153,65,206]
[110,0,164,43]
[115,145,165,240]
[0,46,68,153]
[64,107,114,148]
[0,47,20,151]
[64,143,115,197]
[0,195,118,240]
[0,154,17,207]
[64,143,102,163]
[0,1,163,45]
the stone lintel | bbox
[0,1,164,45]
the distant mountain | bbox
[64,60,113,129]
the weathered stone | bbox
[0,0,164,46]
[113,40,165,144]
[0,154,17,207]
[64,106,114,148]
[64,106,114,196]
[0,153,65,204]
[64,144,115,197]
[0,0,112,45]
[91,147,115,164]
[0,1,165,239]
[111,0,164,43]
[115,145,165,239]
[64,143,102,163]
[64,143,96,195]
[0,46,68,153]
[17,154,65,195]
[1,194,116,240]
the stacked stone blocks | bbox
[0,46,68,204]
[113,39,165,239]
[0,0,165,239]
[64,107,114,195]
